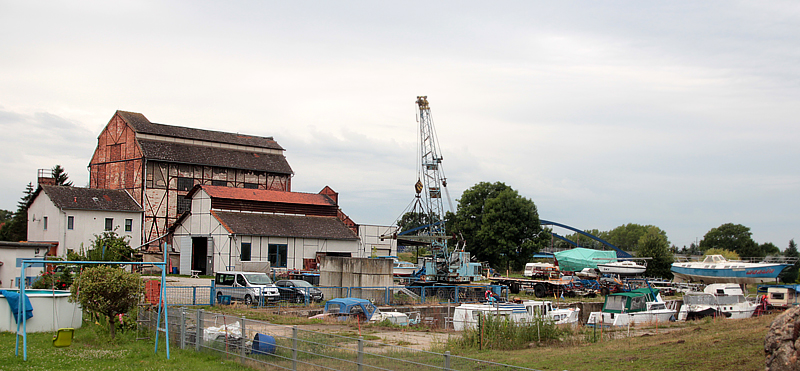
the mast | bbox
[415,96,451,256]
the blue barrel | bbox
[217,295,231,305]
[172,267,178,274]
[252,333,276,355]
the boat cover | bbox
[554,248,616,272]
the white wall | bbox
[27,192,142,257]
[358,224,397,257]
[0,248,45,288]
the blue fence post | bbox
[210,280,215,306]
[192,287,197,305]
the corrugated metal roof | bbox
[212,211,358,240]
[195,185,336,207]
[117,110,285,150]
[39,185,142,212]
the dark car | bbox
[275,279,324,303]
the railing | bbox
[138,307,542,371]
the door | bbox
[192,237,208,274]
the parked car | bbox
[215,271,280,305]
[275,279,324,303]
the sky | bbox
[1,1,799,250]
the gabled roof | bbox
[138,140,293,174]
[35,185,142,212]
[116,110,285,150]
[189,185,337,207]
[211,211,358,240]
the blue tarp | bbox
[0,290,34,323]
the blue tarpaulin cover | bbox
[0,290,34,323]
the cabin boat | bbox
[597,261,647,275]
[677,284,757,321]
[671,255,792,285]
[392,259,419,277]
[586,288,675,327]
[452,300,579,331]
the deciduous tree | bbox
[70,266,143,339]
[699,223,762,258]
[636,226,674,279]
[86,231,134,262]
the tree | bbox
[760,242,781,256]
[636,226,674,279]
[51,164,73,186]
[0,182,35,242]
[699,223,762,258]
[70,266,143,339]
[0,209,13,224]
[86,231,134,262]
[780,240,799,283]
[449,182,544,271]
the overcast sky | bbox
[1,1,798,250]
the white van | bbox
[214,271,280,305]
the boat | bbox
[452,300,580,331]
[310,298,419,325]
[597,260,647,275]
[677,283,757,321]
[392,259,419,277]
[671,255,792,285]
[586,288,676,327]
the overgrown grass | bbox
[0,322,247,371]
[448,315,571,351]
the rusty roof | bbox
[37,185,142,212]
[138,140,293,174]
[116,110,285,150]
[212,211,358,240]
[191,185,337,206]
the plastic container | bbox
[252,333,276,355]
[172,267,178,274]
[217,295,231,305]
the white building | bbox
[170,185,360,275]
[0,242,52,288]
[358,224,398,257]
[27,185,143,257]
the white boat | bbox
[452,301,579,331]
[677,283,757,321]
[671,254,792,285]
[586,288,676,327]
[597,260,647,275]
[392,259,419,277]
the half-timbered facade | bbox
[89,111,293,249]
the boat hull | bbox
[671,264,790,284]
[597,264,646,275]
[588,309,675,327]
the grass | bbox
[0,322,247,371]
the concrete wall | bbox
[319,256,392,301]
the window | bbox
[67,216,74,230]
[243,183,258,189]
[43,216,48,231]
[241,242,251,262]
[177,177,194,191]
[105,218,113,231]
[177,198,191,215]
[268,244,288,268]
[211,180,227,187]
[125,219,133,232]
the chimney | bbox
[37,169,56,186]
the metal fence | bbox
[139,307,540,371]
[162,285,501,308]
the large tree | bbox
[0,182,35,242]
[51,164,73,186]
[699,223,763,258]
[449,182,544,271]
[606,223,667,252]
[636,226,674,279]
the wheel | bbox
[534,284,546,298]
[436,288,448,301]
[510,282,520,294]
[600,287,610,296]
[216,291,222,300]
[244,295,253,305]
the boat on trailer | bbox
[671,255,793,285]
[677,283,758,321]
[586,288,676,327]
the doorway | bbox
[191,237,208,274]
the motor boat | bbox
[597,261,647,275]
[677,284,758,321]
[452,300,580,331]
[392,258,419,277]
[671,255,792,284]
[522,300,581,325]
[586,288,676,327]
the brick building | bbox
[89,111,293,248]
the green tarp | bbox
[554,248,616,272]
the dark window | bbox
[125,219,133,232]
[241,243,251,261]
[268,244,288,268]
[243,183,258,189]
[177,177,193,191]
[105,218,113,231]
[177,198,191,215]
[211,180,227,187]
[67,216,74,230]
[236,274,247,286]
[43,216,48,231]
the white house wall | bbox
[358,224,397,257]
[27,192,141,257]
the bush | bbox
[32,269,74,290]
[71,266,144,339]
[449,315,571,351]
